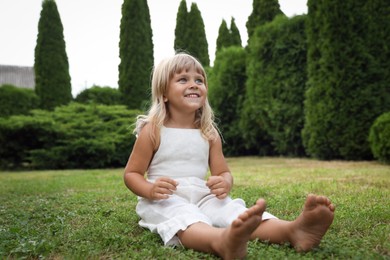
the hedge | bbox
[0,84,39,118]
[0,103,139,169]
[75,85,123,106]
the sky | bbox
[0,0,307,96]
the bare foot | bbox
[214,199,266,260]
[290,194,335,252]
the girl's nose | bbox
[189,82,198,89]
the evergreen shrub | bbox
[369,112,390,164]
[0,85,39,117]
[303,0,389,160]
[75,86,123,105]
[208,47,247,156]
[242,15,307,156]
[0,103,139,169]
[0,115,61,169]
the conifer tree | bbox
[174,1,209,66]
[118,0,154,109]
[246,0,284,40]
[302,0,390,160]
[230,18,242,47]
[174,0,188,52]
[187,3,209,66]
[215,20,231,54]
[216,18,242,56]
[34,0,72,110]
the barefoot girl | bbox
[124,53,335,259]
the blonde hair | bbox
[134,53,219,145]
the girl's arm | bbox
[124,124,177,200]
[207,133,233,199]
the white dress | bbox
[136,126,276,246]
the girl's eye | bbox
[178,78,187,83]
[195,79,203,84]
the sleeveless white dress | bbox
[135,126,276,246]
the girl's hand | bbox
[149,177,178,200]
[206,175,232,199]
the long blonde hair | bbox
[134,53,219,145]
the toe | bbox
[318,196,333,207]
[238,211,250,222]
[305,194,317,208]
[318,196,328,204]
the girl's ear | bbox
[163,96,168,102]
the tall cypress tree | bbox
[303,0,390,160]
[230,18,242,47]
[246,0,284,40]
[216,18,242,56]
[174,1,209,66]
[34,0,72,110]
[187,3,209,66]
[174,0,188,52]
[215,19,231,55]
[118,0,154,109]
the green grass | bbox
[1,157,389,259]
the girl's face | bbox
[164,67,207,114]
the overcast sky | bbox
[0,0,307,96]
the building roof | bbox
[0,65,35,89]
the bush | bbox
[75,85,123,105]
[0,84,39,117]
[369,112,390,164]
[208,46,248,156]
[30,138,116,169]
[0,115,62,169]
[241,15,307,156]
[303,0,389,160]
[0,103,140,169]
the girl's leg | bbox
[178,199,266,260]
[250,194,335,252]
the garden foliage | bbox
[0,103,139,169]
[2,0,389,168]
[0,85,39,118]
[34,0,72,110]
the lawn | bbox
[0,157,389,259]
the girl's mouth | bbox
[185,93,200,98]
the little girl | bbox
[124,53,335,259]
